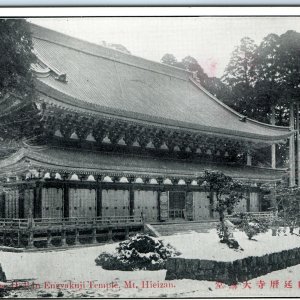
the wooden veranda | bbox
[0,216,144,249]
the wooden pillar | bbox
[125,227,129,239]
[47,230,52,247]
[18,187,25,218]
[74,228,79,245]
[289,102,296,187]
[92,219,97,243]
[61,223,67,246]
[246,190,251,212]
[0,192,5,218]
[27,215,35,248]
[63,182,69,218]
[96,177,102,217]
[271,106,276,169]
[296,103,300,186]
[108,228,113,241]
[246,152,252,166]
[33,182,42,219]
[129,178,134,217]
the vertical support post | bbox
[125,227,129,239]
[34,182,42,219]
[108,228,113,241]
[0,192,5,219]
[74,228,79,245]
[74,218,79,245]
[18,187,25,219]
[17,230,20,248]
[92,218,97,244]
[61,228,67,246]
[129,177,134,217]
[296,103,300,186]
[47,230,52,247]
[209,191,214,219]
[157,190,161,222]
[246,152,252,166]
[271,106,276,169]
[290,102,296,187]
[27,212,35,249]
[63,180,69,218]
[96,176,102,217]
[246,190,251,212]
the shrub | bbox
[237,214,269,240]
[217,222,242,250]
[95,234,180,271]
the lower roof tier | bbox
[0,146,287,183]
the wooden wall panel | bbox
[134,190,158,222]
[5,189,19,218]
[249,192,259,212]
[234,196,248,213]
[24,189,34,218]
[69,188,96,218]
[101,189,130,217]
[41,188,63,219]
[193,191,211,220]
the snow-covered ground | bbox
[1,229,300,298]
[163,228,300,261]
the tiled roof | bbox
[30,24,292,142]
[0,146,286,182]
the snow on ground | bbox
[163,228,300,261]
[1,229,300,297]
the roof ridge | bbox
[29,22,191,81]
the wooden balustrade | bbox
[0,216,144,249]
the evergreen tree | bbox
[0,19,35,101]
[222,37,257,118]
[0,19,37,153]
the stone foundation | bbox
[165,247,300,285]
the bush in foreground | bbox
[237,214,269,240]
[95,234,180,271]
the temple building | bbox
[0,24,294,227]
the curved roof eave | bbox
[190,78,291,132]
[0,146,287,182]
[35,79,293,144]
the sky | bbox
[29,17,300,78]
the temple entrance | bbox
[169,191,186,219]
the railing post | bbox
[108,228,113,242]
[125,227,129,239]
[74,218,79,245]
[47,230,52,248]
[17,230,20,248]
[27,213,35,249]
[61,221,66,246]
[92,218,97,244]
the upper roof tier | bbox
[30,23,292,143]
